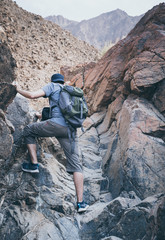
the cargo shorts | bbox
[23,120,83,173]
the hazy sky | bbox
[15,0,164,21]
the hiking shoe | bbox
[22,162,39,173]
[77,201,89,213]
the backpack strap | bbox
[49,83,63,117]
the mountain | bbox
[0,1,165,239]
[45,15,78,28]
[46,9,143,49]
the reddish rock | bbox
[61,62,97,88]
[67,3,165,114]
[97,94,125,135]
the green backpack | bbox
[59,85,88,129]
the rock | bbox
[77,196,140,240]
[0,2,165,240]
[0,83,16,111]
[8,206,64,240]
[0,0,99,111]
[6,95,31,142]
[109,194,165,240]
[97,95,125,135]
[0,110,13,160]
[0,41,16,84]
[103,95,165,199]
[77,193,164,240]
[68,3,165,113]
[152,79,165,116]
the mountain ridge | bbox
[45,9,143,49]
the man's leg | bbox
[22,120,66,173]
[74,171,89,212]
[27,144,38,164]
[58,137,89,212]
[73,172,84,202]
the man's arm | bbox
[15,85,45,99]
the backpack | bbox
[41,85,88,152]
[41,85,88,130]
[41,107,51,121]
[58,85,88,130]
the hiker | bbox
[14,73,89,213]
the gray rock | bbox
[6,95,31,143]
[103,96,165,199]
[0,110,13,160]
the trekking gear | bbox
[41,84,88,152]
[22,162,39,173]
[59,85,88,129]
[77,201,89,213]
[41,85,88,129]
[59,85,88,152]
[41,107,51,121]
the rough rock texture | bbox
[103,95,165,199]
[0,83,16,111]
[0,0,99,110]
[0,2,165,240]
[70,3,165,115]
[0,41,16,84]
[1,97,164,240]
[0,34,16,161]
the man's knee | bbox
[23,125,31,137]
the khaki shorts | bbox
[23,120,82,173]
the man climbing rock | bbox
[14,73,89,213]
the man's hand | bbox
[35,112,42,119]
[12,81,20,92]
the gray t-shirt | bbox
[42,82,67,127]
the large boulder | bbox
[0,83,16,111]
[77,193,165,240]
[103,95,165,199]
[0,41,16,84]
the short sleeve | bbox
[42,83,53,98]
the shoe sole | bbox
[22,167,39,173]
[77,205,89,213]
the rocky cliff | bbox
[0,0,99,110]
[0,1,165,240]
[46,9,142,49]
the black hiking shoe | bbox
[77,201,89,213]
[22,162,39,173]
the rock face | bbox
[0,2,165,240]
[80,3,165,115]
[46,9,142,49]
[0,39,16,161]
[0,0,99,110]
[0,41,16,84]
